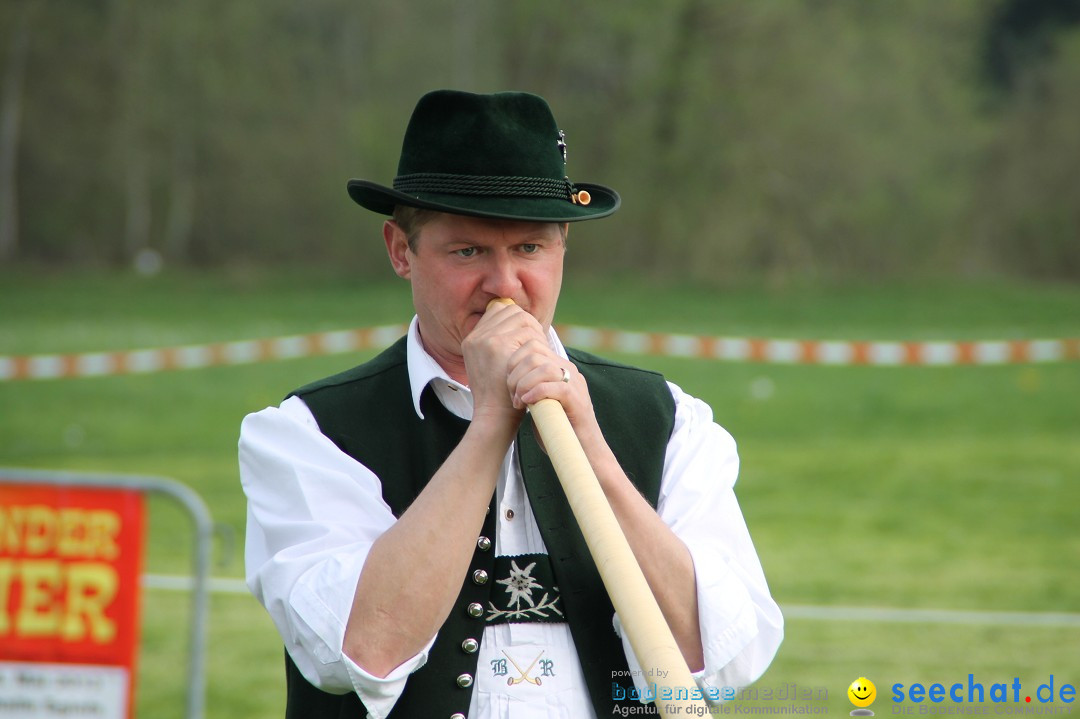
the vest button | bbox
[456,673,474,688]
[472,569,488,585]
[476,536,492,551]
[466,602,483,618]
[451,714,466,719]
[461,637,479,654]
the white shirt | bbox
[240,317,783,719]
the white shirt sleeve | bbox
[239,395,434,718]
[615,381,784,700]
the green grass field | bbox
[2,269,1078,717]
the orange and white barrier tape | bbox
[2,325,1078,382]
[555,326,1080,367]
[0,325,410,382]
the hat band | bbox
[393,173,574,201]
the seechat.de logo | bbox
[891,675,1076,707]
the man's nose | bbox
[481,253,522,298]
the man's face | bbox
[384,212,566,370]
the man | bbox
[240,90,783,719]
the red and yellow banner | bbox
[0,483,145,718]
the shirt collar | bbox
[405,315,569,420]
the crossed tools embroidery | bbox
[492,651,557,686]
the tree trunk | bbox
[164,136,195,261]
[109,0,155,262]
[452,1,477,88]
[637,0,707,269]
[164,3,196,262]
[0,0,39,262]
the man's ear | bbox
[384,220,411,279]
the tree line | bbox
[1,0,1078,282]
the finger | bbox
[475,303,544,345]
[512,362,578,409]
[467,307,539,363]
[506,342,562,398]
[506,337,557,370]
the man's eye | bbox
[455,247,478,258]
[521,244,539,254]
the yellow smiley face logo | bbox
[848,677,877,707]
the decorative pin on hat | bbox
[347,90,619,222]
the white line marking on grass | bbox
[143,573,249,594]
[783,604,1080,627]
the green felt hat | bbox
[347,90,620,222]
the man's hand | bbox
[461,301,548,423]
[465,300,602,440]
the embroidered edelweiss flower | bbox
[496,560,543,609]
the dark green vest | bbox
[283,337,674,718]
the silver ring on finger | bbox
[560,367,571,383]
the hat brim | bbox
[347,179,620,222]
